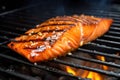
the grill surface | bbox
[0,0,120,80]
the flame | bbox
[87,71,103,80]
[97,56,108,70]
[65,56,108,80]
[66,66,76,76]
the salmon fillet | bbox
[8,15,113,62]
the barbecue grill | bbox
[0,0,120,80]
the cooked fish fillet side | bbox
[8,15,113,62]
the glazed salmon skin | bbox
[8,15,113,62]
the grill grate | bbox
[0,3,120,80]
[0,66,38,80]
[0,51,86,80]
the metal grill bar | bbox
[0,16,38,25]
[103,35,120,40]
[0,30,20,36]
[112,23,120,27]
[0,20,33,28]
[96,39,120,45]
[5,14,41,22]
[113,20,120,23]
[78,48,120,59]
[108,31,120,35]
[110,27,120,31]
[76,10,120,21]
[88,42,120,51]
[0,25,27,32]
[0,36,15,41]
[81,9,120,15]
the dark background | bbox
[0,0,119,13]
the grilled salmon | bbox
[8,15,113,62]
